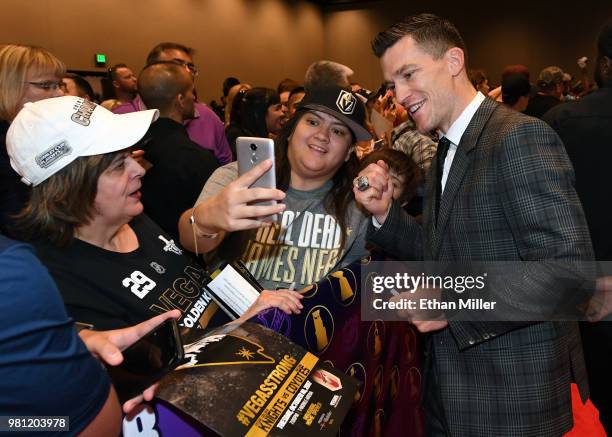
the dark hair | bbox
[222,77,240,97]
[277,78,299,94]
[274,109,359,248]
[502,64,530,82]
[360,149,420,206]
[371,13,468,65]
[598,18,612,58]
[596,19,612,87]
[16,152,123,246]
[138,62,191,112]
[469,69,487,88]
[108,63,129,81]
[239,87,280,137]
[64,74,94,100]
[502,73,531,106]
[228,87,248,127]
[289,86,305,99]
[146,42,195,65]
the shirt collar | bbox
[440,91,486,145]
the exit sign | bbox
[95,53,106,67]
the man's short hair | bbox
[146,42,195,65]
[537,66,564,91]
[138,62,191,112]
[469,69,487,88]
[277,78,299,94]
[502,64,530,82]
[107,63,128,81]
[502,73,531,106]
[222,77,240,97]
[64,74,94,100]
[371,13,468,63]
[304,60,353,91]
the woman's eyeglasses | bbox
[27,81,67,91]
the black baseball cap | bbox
[297,86,372,141]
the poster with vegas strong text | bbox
[156,322,358,436]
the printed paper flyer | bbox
[156,322,358,436]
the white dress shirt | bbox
[439,91,486,193]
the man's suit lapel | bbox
[432,98,498,258]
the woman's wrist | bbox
[191,202,221,237]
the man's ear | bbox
[176,93,186,111]
[112,79,119,89]
[445,47,465,77]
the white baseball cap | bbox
[7,96,159,186]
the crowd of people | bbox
[0,11,611,437]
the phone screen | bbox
[107,319,184,403]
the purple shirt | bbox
[113,96,232,164]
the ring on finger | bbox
[354,175,370,192]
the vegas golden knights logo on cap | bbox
[336,90,356,114]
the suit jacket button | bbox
[483,333,490,339]
[468,338,476,345]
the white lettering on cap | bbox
[35,140,72,169]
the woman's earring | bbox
[345,145,355,162]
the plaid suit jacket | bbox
[368,98,594,436]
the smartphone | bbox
[236,136,277,221]
[106,318,184,403]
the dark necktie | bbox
[435,137,451,225]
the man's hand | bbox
[353,160,394,225]
[78,310,182,414]
[411,319,449,333]
[390,290,448,333]
[587,276,612,322]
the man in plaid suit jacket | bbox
[355,14,594,436]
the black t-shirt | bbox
[35,214,229,342]
[543,88,612,260]
[141,118,219,241]
[0,120,30,237]
[524,94,562,119]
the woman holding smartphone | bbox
[179,86,373,291]
[8,97,302,341]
